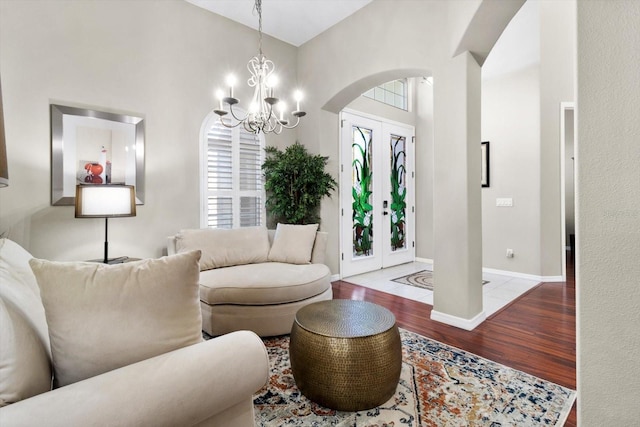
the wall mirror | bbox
[51,104,145,206]
[481,140,490,188]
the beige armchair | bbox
[0,238,269,427]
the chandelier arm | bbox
[217,116,245,129]
[227,103,249,122]
[278,116,302,130]
[263,116,282,135]
[262,117,278,133]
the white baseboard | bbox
[482,267,562,283]
[431,309,486,331]
[336,260,562,284]
[412,261,562,282]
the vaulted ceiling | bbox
[185,0,373,47]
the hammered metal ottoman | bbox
[289,299,402,411]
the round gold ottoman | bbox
[289,299,402,411]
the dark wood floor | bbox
[332,255,577,426]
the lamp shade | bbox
[75,184,136,218]
[0,75,8,188]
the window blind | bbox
[203,119,265,228]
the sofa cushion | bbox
[199,262,331,306]
[29,251,203,388]
[0,297,51,407]
[176,226,270,271]
[0,239,52,407]
[268,223,319,264]
[0,239,50,354]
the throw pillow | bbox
[175,226,270,271]
[268,223,319,264]
[0,238,50,352]
[0,297,52,407]
[30,251,203,388]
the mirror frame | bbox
[51,104,145,206]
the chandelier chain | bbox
[254,0,263,56]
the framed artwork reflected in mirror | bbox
[51,104,145,206]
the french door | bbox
[340,111,415,278]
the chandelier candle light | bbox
[213,0,305,134]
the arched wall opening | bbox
[321,69,434,279]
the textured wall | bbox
[576,1,640,424]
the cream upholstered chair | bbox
[0,238,269,426]
[168,225,333,337]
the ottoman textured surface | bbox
[289,299,402,411]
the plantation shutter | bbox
[203,118,265,229]
[238,128,263,227]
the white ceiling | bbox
[186,0,538,81]
[185,0,373,47]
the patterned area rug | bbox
[392,270,489,291]
[253,329,575,426]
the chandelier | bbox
[213,0,305,135]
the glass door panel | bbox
[389,134,407,252]
[381,122,414,268]
[352,126,374,258]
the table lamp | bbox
[0,75,8,188]
[75,184,136,263]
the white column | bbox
[431,51,485,330]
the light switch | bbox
[496,198,513,207]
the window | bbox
[201,116,265,229]
[363,79,408,110]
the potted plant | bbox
[262,142,337,226]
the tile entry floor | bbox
[342,261,541,317]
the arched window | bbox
[200,113,265,228]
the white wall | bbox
[0,0,297,260]
[539,0,576,277]
[576,1,640,424]
[480,0,575,278]
[414,79,435,261]
[481,65,541,274]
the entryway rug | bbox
[253,329,575,426]
[392,270,489,291]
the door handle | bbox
[383,211,389,216]
[383,200,388,208]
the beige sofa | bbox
[0,238,269,427]
[168,225,333,337]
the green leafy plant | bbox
[352,127,373,256]
[262,142,337,225]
